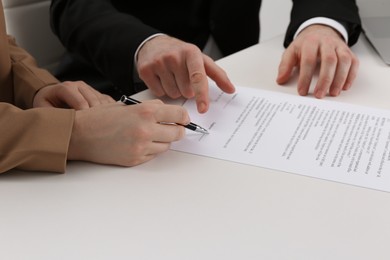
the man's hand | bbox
[277,24,359,98]
[33,81,114,109]
[136,35,235,114]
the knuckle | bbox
[123,154,147,167]
[176,127,186,140]
[169,91,181,99]
[164,53,180,66]
[302,55,317,66]
[171,107,188,125]
[137,105,156,120]
[323,53,337,65]
[124,159,141,167]
[183,43,200,53]
[302,73,313,82]
[150,88,165,97]
[352,55,360,66]
[337,48,353,63]
[338,53,351,65]
[61,81,71,86]
[75,80,85,85]
[130,142,147,157]
[190,71,204,84]
[180,107,189,123]
[129,129,152,153]
[152,99,164,105]
[138,63,154,78]
[165,86,180,98]
[321,76,333,86]
[348,70,358,81]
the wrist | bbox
[294,17,349,43]
[67,110,86,161]
[135,33,167,65]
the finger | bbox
[173,61,193,99]
[35,99,53,107]
[147,142,172,155]
[100,94,116,104]
[343,53,359,91]
[314,46,338,98]
[203,54,235,94]
[60,84,89,109]
[77,83,103,107]
[277,45,298,84]
[87,86,115,104]
[138,66,166,97]
[126,154,157,167]
[297,44,319,96]
[186,50,209,113]
[328,48,353,96]
[143,99,164,105]
[154,104,190,126]
[158,67,181,99]
[163,52,193,99]
[152,123,186,143]
[129,140,171,161]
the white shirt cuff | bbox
[134,33,166,65]
[133,33,165,82]
[294,17,349,43]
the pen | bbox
[119,95,209,134]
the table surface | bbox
[1,35,390,260]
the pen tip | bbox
[199,127,209,134]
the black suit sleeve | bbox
[284,0,362,47]
[50,0,160,94]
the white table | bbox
[1,35,390,260]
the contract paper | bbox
[171,85,390,192]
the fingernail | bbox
[198,102,207,113]
[278,65,286,74]
[313,89,320,98]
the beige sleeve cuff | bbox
[0,104,75,173]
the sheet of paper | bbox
[171,85,390,192]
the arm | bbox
[1,35,110,173]
[7,35,113,109]
[277,0,362,98]
[50,0,161,95]
[7,36,59,108]
[284,0,361,47]
[136,35,235,113]
[1,99,191,174]
[0,4,190,174]
[0,35,75,173]
[0,104,74,174]
[50,0,234,113]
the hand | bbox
[67,100,189,166]
[33,81,114,109]
[136,35,235,114]
[277,24,359,98]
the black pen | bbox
[120,95,209,134]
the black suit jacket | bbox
[50,0,361,96]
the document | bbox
[171,85,390,192]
